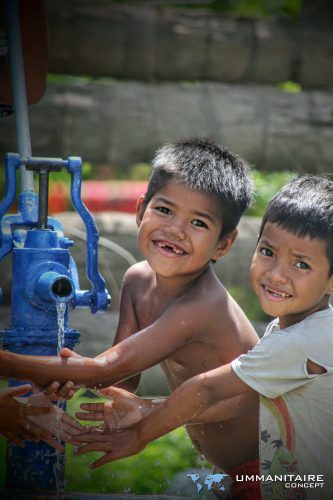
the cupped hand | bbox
[76,385,155,430]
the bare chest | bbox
[161,341,226,390]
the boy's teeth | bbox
[266,287,290,298]
[157,242,184,254]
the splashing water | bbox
[55,301,67,500]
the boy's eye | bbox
[259,247,273,257]
[295,261,310,270]
[155,206,171,215]
[191,219,208,228]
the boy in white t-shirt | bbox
[74,175,333,500]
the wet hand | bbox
[60,347,82,360]
[73,427,145,468]
[0,385,52,448]
[76,385,154,430]
[32,380,77,401]
[26,399,85,452]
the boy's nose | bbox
[164,223,186,241]
[266,262,289,284]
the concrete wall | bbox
[45,1,333,88]
[1,81,332,172]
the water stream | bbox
[55,301,67,500]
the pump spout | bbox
[36,271,74,303]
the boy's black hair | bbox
[143,138,253,238]
[259,175,333,275]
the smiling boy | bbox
[75,176,333,499]
[1,139,260,488]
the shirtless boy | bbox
[1,139,259,482]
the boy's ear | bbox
[136,195,146,227]
[212,229,238,261]
[326,274,333,295]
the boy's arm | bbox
[96,273,141,392]
[191,392,258,423]
[75,385,257,430]
[74,363,254,468]
[0,299,199,387]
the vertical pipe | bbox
[38,170,49,229]
[5,0,34,192]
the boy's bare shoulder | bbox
[172,269,229,323]
[123,261,154,287]
[183,268,228,307]
[179,269,258,347]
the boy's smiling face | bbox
[251,222,333,329]
[136,180,236,280]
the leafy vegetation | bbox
[246,169,296,218]
[228,285,269,322]
[132,0,302,18]
[278,80,302,93]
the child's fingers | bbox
[5,432,26,448]
[70,430,105,443]
[22,419,52,440]
[22,405,52,416]
[79,402,104,412]
[19,426,43,442]
[62,424,83,436]
[76,411,104,421]
[62,414,85,433]
[60,348,81,359]
[98,386,123,398]
[75,441,109,455]
[90,451,116,469]
[43,437,65,453]
[56,381,76,399]
[43,381,61,397]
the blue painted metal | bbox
[2,228,78,491]
[0,153,110,492]
[67,157,109,313]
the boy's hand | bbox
[26,404,85,452]
[76,386,155,430]
[0,385,52,448]
[32,380,77,401]
[73,427,144,468]
[29,348,84,400]
[60,347,82,360]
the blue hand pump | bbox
[0,0,110,493]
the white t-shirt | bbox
[232,306,333,500]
